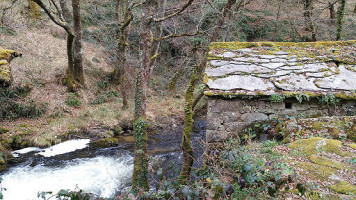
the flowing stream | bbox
[0,119,206,200]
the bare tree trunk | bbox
[336,0,347,40]
[329,2,336,20]
[72,0,85,85]
[303,0,317,41]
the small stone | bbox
[240,112,268,124]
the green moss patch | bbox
[0,126,9,134]
[350,144,356,149]
[90,138,119,148]
[328,181,356,195]
[309,155,346,170]
[280,117,356,143]
[298,162,337,181]
[288,137,349,157]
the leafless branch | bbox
[153,0,195,22]
[32,0,73,34]
[155,31,201,41]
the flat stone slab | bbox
[207,75,275,91]
[317,65,356,90]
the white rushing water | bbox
[11,139,91,158]
[2,139,134,200]
[1,155,133,200]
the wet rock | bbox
[90,138,119,148]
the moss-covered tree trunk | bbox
[131,0,154,192]
[179,57,206,183]
[303,0,317,41]
[336,0,347,40]
[27,0,41,23]
[178,0,237,184]
[64,33,76,91]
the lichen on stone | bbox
[288,137,350,157]
[350,143,356,149]
[328,181,356,195]
[309,155,347,170]
[0,47,21,86]
[298,161,337,181]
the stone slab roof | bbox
[204,41,356,98]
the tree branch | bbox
[32,0,73,35]
[155,31,201,41]
[153,0,195,22]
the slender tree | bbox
[303,0,317,41]
[112,0,133,109]
[336,0,347,40]
[32,0,85,91]
[328,1,336,20]
[131,0,195,192]
[179,0,247,183]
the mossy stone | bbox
[111,125,123,136]
[349,143,356,149]
[90,138,119,148]
[309,155,346,170]
[0,127,9,134]
[288,137,351,157]
[298,162,337,181]
[328,181,356,195]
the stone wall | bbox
[206,96,356,142]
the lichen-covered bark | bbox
[72,0,85,86]
[336,0,346,40]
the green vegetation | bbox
[65,93,81,107]
[0,87,47,121]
